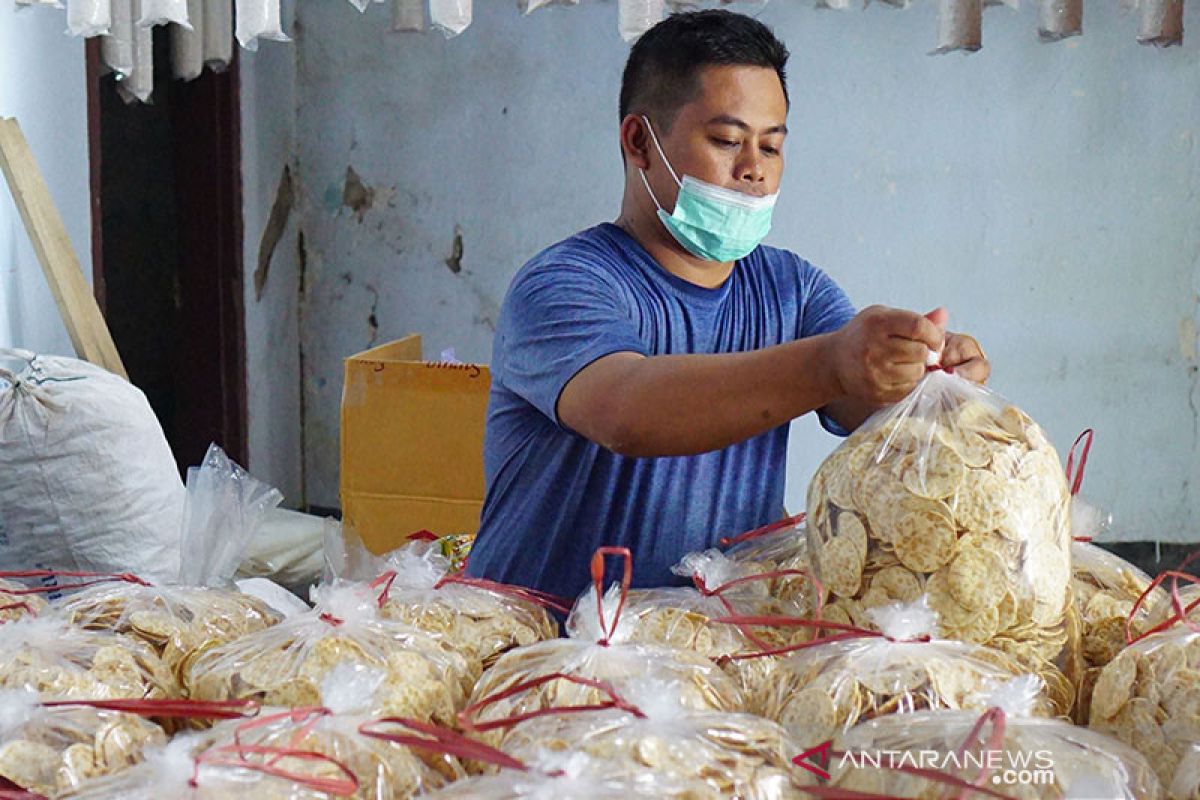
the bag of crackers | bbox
[421,750,714,799]
[201,710,467,799]
[824,677,1162,799]
[462,549,744,750]
[721,597,1067,743]
[1088,566,1200,793]
[806,369,1073,668]
[346,535,562,671]
[59,729,365,799]
[182,582,475,728]
[0,615,178,701]
[471,676,814,799]
[0,692,259,797]
[53,445,286,681]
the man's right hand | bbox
[827,305,947,405]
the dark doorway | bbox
[86,34,247,473]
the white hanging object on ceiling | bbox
[618,0,664,41]
[236,0,289,50]
[100,0,135,78]
[392,0,424,30]
[203,0,233,71]
[932,0,982,53]
[171,0,203,80]
[116,0,154,103]
[138,0,190,27]
[521,0,578,14]
[67,0,112,36]
[815,0,854,9]
[347,0,384,13]
[1037,0,1081,40]
[15,0,64,9]
[430,0,471,37]
[1130,0,1184,46]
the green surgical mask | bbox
[639,115,778,263]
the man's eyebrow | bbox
[706,114,788,136]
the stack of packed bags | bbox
[2,357,1197,797]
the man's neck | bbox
[615,207,735,290]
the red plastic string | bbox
[0,569,151,594]
[692,567,824,651]
[1126,556,1200,645]
[369,570,399,609]
[407,530,439,542]
[319,612,344,627]
[457,671,646,734]
[719,513,807,548]
[229,707,332,758]
[712,615,929,664]
[0,602,36,619]
[433,573,573,615]
[360,716,529,772]
[43,698,260,721]
[192,742,359,795]
[1065,429,1094,498]
[590,547,633,647]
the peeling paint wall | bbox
[287,0,1200,540]
[0,7,91,356]
[241,0,303,507]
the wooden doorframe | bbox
[85,38,249,470]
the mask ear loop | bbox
[637,115,682,213]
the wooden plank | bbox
[0,116,127,379]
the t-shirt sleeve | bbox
[494,263,648,428]
[797,260,858,437]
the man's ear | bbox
[619,115,652,171]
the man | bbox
[465,10,988,603]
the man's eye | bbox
[711,138,739,149]
[762,146,780,156]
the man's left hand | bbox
[942,332,990,383]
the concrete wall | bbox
[0,5,92,356]
[279,0,1199,541]
[241,0,304,506]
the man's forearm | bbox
[605,334,847,457]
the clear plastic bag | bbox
[137,0,189,26]
[422,750,713,799]
[67,0,113,36]
[674,543,822,650]
[0,690,167,796]
[0,616,178,701]
[235,0,288,50]
[337,534,560,671]
[1088,611,1200,788]
[932,0,983,54]
[520,0,578,13]
[182,583,473,727]
[56,444,284,678]
[59,730,362,799]
[429,0,471,37]
[0,578,48,623]
[1069,539,1162,722]
[462,550,744,750]
[617,0,664,41]
[565,583,749,663]
[807,370,1073,668]
[744,598,1066,744]
[493,678,814,799]
[827,698,1161,798]
[199,707,467,799]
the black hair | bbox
[619,10,790,132]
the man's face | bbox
[641,65,788,206]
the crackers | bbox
[807,373,1073,669]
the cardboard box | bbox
[340,335,490,555]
